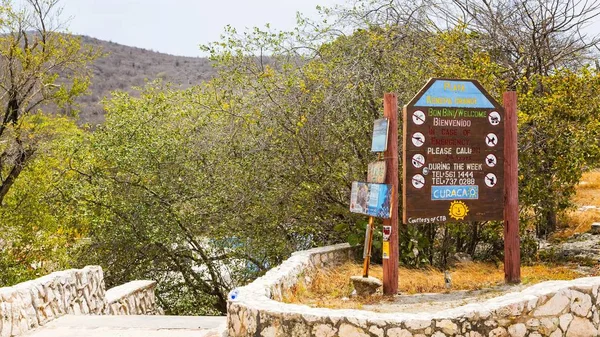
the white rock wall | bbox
[0,266,106,337]
[227,243,600,337]
[0,266,161,337]
[105,280,163,315]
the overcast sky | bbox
[56,0,345,57]
[13,0,600,57]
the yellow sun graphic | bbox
[449,201,469,220]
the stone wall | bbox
[0,266,106,337]
[0,266,160,337]
[105,280,163,315]
[227,243,600,337]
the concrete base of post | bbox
[350,276,382,296]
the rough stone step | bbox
[578,205,600,212]
[590,222,600,235]
[24,315,226,337]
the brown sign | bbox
[403,78,504,224]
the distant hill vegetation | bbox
[73,36,216,125]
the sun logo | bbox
[449,201,469,220]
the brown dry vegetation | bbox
[572,171,600,206]
[555,171,600,239]
[283,261,583,309]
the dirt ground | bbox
[361,284,528,313]
[283,261,585,311]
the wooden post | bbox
[362,216,375,277]
[503,91,520,283]
[383,93,399,294]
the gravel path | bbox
[362,284,529,313]
[24,315,226,337]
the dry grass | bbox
[283,261,582,309]
[572,171,600,206]
[557,209,600,239]
[555,171,600,239]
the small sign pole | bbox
[362,216,375,277]
[503,91,520,283]
[383,93,399,295]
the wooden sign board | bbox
[403,78,504,224]
[367,161,386,183]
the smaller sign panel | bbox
[413,80,495,108]
[350,182,392,218]
[382,241,390,259]
[371,118,389,152]
[431,185,479,200]
[367,161,387,183]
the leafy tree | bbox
[72,82,303,315]
[202,17,513,270]
[0,0,98,204]
[518,69,600,236]
[0,113,87,285]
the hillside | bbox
[74,36,216,125]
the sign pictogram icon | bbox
[485,154,497,167]
[449,201,469,220]
[412,110,426,125]
[412,132,425,147]
[485,173,497,187]
[489,111,501,126]
[485,133,498,147]
[412,154,425,168]
[412,174,425,189]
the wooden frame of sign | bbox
[403,78,505,224]
[403,78,520,283]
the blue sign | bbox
[414,80,494,108]
[431,185,479,200]
[371,118,389,152]
[350,182,392,219]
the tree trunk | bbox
[0,97,19,138]
[0,144,33,205]
[467,222,479,256]
[427,224,435,265]
[441,226,450,268]
[545,209,557,236]
[215,294,228,314]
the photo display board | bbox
[350,182,392,219]
[371,118,389,152]
[403,78,504,224]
